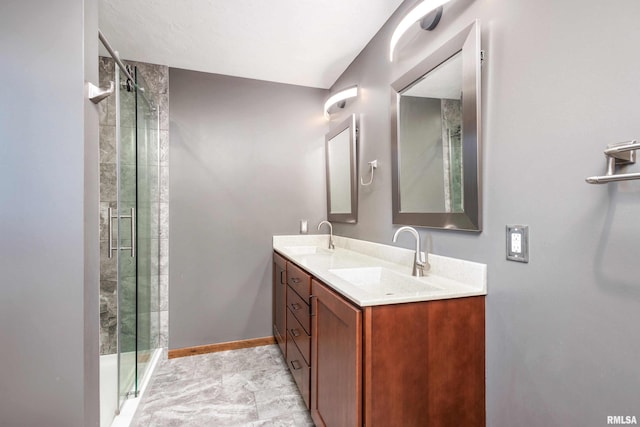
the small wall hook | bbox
[87,81,114,104]
[361,160,378,186]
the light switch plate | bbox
[506,225,529,262]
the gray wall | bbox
[0,0,100,425]
[169,69,327,349]
[330,0,640,424]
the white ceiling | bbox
[99,0,404,89]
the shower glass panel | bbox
[115,64,160,410]
[117,65,137,407]
[134,68,160,388]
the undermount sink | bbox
[328,267,443,296]
[284,246,333,256]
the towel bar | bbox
[586,140,640,184]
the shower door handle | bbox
[108,207,136,258]
[130,207,135,258]
[108,207,116,259]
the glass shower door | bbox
[134,68,159,387]
[116,64,160,409]
[116,65,138,407]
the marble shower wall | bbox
[441,98,462,212]
[99,56,170,356]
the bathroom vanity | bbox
[273,235,487,427]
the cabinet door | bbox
[311,279,362,427]
[273,252,287,356]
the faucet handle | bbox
[417,251,430,271]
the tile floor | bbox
[131,345,314,426]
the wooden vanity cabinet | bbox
[311,279,485,427]
[272,252,287,356]
[275,251,486,427]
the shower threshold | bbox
[107,347,163,427]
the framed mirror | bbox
[391,20,481,231]
[325,114,358,223]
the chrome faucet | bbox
[392,226,429,277]
[317,220,335,250]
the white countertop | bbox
[273,234,487,307]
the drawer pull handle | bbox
[310,295,316,317]
[291,328,300,337]
[280,271,285,285]
[290,277,301,284]
[290,360,302,370]
[291,303,301,311]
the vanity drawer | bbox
[287,285,310,335]
[287,262,311,300]
[287,307,310,365]
[287,329,310,409]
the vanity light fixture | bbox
[389,0,451,61]
[323,85,358,120]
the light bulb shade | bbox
[389,0,451,61]
[324,86,358,119]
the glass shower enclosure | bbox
[106,62,161,422]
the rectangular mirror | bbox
[391,20,481,231]
[326,114,358,223]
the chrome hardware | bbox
[317,220,335,250]
[99,30,135,86]
[108,207,136,258]
[604,141,640,159]
[131,207,136,257]
[587,171,640,184]
[108,207,114,258]
[586,140,640,184]
[392,226,430,277]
